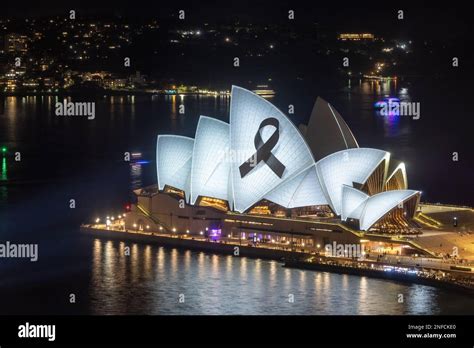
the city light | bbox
[1,2,473,330]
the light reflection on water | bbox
[1,82,473,314]
[130,163,143,189]
[88,238,474,315]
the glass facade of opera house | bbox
[124,86,423,254]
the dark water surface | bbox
[0,79,473,314]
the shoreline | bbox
[81,225,474,296]
[283,260,474,297]
[80,226,309,261]
[0,90,229,97]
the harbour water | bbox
[1,78,473,314]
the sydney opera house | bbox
[125,86,424,254]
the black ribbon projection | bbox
[239,117,286,179]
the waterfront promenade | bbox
[81,222,474,295]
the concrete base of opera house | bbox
[80,226,310,261]
[113,189,435,258]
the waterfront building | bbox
[4,33,28,54]
[338,33,375,41]
[125,86,424,255]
